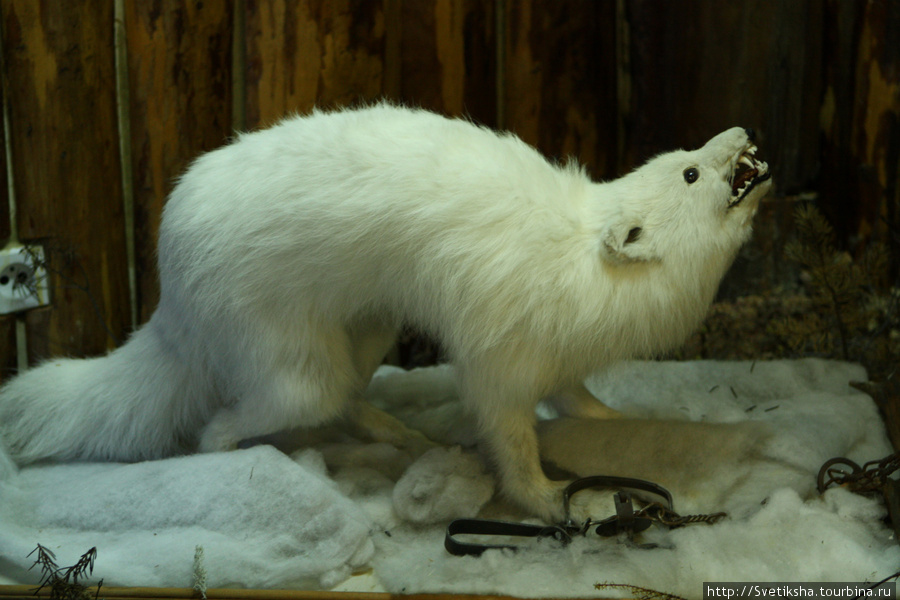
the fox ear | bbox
[600,221,658,264]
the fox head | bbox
[598,127,772,267]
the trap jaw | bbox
[445,475,725,556]
[817,452,900,539]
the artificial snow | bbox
[0,359,897,599]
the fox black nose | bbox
[744,128,756,142]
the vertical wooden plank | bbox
[382,0,401,100]
[503,1,618,180]
[2,1,129,359]
[0,316,14,381]
[820,0,900,250]
[819,0,864,243]
[397,0,496,123]
[0,65,14,378]
[623,0,822,188]
[125,1,234,322]
[0,71,9,245]
[244,0,386,129]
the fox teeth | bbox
[732,181,751,197]
[728,141,771,208]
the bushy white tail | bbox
[0,316,211,465]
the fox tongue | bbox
[732,162,758,193]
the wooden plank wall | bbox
[125,1,235,322]
[820,0,900,244]
[0,0,897,374]
[2,2,130,370]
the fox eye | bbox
[683,167,699,184]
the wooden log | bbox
[124,0,235,321]
[1,0,130,360]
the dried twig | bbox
[27,544,103,600]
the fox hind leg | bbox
[198,318,436,457]
[199,323,360,453]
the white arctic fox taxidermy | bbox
[0,104,771,521]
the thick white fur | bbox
[0,105,769,521]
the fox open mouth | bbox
[728,145,771,208]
